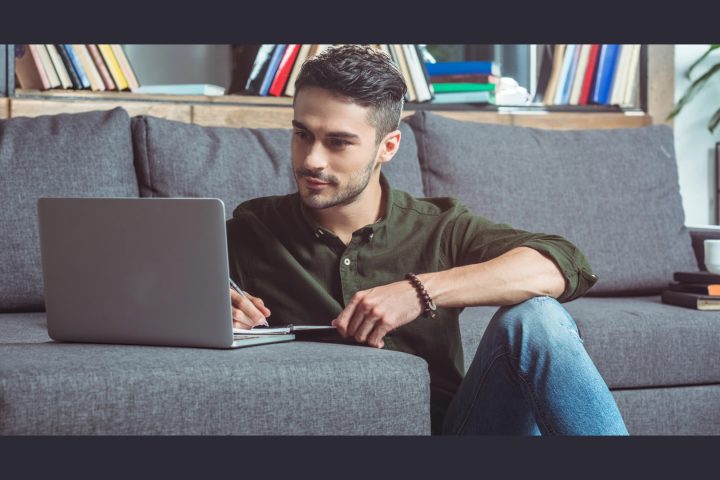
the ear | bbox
[377,129,402,165]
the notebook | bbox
[37,197,297,349]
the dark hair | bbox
[294,45,407,143]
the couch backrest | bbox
[404,110,698,295]
[0,108,138,312]
[132,115,425,217]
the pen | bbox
[228,277,247,298]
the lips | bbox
[303,177,330,189]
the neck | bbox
[311,176,385,244]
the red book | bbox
[269,44,300,97]
[579,44,600,105]
[87,44,116,90]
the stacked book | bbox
[533,44,641,107]
[425,60,499,105]
[14,44,140,92]
[661,271,720,310]
[240,44,434,103]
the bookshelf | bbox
[1,44,672,130]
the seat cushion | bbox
[132,116,425,218]
[0,313,430,435]
[0,108,138,312]
[458,297,720,389]
[404,111,698,295]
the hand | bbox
[331,280,424,349]
[230,289,271,329]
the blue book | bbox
[554,44,577,105]
[61,45,90,89]
[426,61,500,77]
[591,44,620,105]
[258,44,287,96]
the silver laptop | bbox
[37,197,294,349]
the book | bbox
[110,45,140,90]
[231,333,295,347]
[403,44,433,103]
[37,45,61,88]
[73,45,105,91]
[233,325,337,335]
[14,45,50,90]
[426,60,500,77]
[283,44,312,97]
[569,44,591,105]
[428,73,499,84]
[578,44,601,105]
[55,44,83,89]
[62,44,90,89]
[244,44,276,94]
[130,84,225,96]
[259,44,287,96]
[622,44,642,107]
[431,82,495,93]
[532,44,554,104]
[87,44,116,90]
[431,90,494,104]
[668,281,720,296]
[414,44,435,98]
[673,271,720,284]
[390,44,416,102]
[554,44,577,105]
[661,290,720,311]
[268,44,300,97]
[591,44,620,105]
[610,44,633,106]
[45,44,73,89]
[543,44,566,106]
[98,44,129,91]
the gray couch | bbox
[1,107,718,435]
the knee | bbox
[487,296,582,354]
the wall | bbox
[674,45,720,226]
[123,45,233,89]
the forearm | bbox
[417,247,567,307]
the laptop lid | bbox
[37,197,236,349]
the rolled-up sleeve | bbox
[442,205,598,303]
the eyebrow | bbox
[291,120,361,141]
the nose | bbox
[302,142,329,171]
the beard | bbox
[295,152,378,210]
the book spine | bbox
[259,44,287,96]
[283,44,311,97]
[244,44,276,94]
[673,272,720,284]
[403,44,432,102]
[55,45,82,89]
[111,44,140,89]
[414,44,435,98]
[98,44,129,90]
[543,44,566,106]
[579,44,600,105]
[661,290,699,309]
[597,44,620,105]
[431,83,495,93]
[45,44,72,89]
[73,45,104,92]
[269,44,300,97]
[554,44,576,105]
[87,44,116,90]
[62,44,90,89]
[426,61,498,76]
[37,45,61,88]
[14,45,47,90]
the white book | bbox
[36,45,61,88]
[233,325,337,335]
[553,44,576,105]
[569,45,591,105]
[402,44,432,102]
[622,45,642,107]
[610,45,632,106]
[45,45,72,89]
[284,44,312,97]
[73,45,105,92]
[131,84,226,96]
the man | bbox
[226,44,628,435]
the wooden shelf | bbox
[8,89,652,130]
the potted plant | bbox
[668,44,720,133]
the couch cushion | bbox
[0,108,138,312]
[0,313,430,435]
[458,297,720,389]
[405,111,698,295]
[132,116,424,218]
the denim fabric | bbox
[442,296,628,435]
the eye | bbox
[294,130,309,140]
[328,138,351,148]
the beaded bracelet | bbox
[405,272,437,319]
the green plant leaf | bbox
[709,106,720,134]
[686,44,720,79]
[668,61,720,119]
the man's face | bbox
[291,86,383,210]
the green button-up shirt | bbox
[226,174,598,431]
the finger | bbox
[332,293,363,337]
[232,308,258,329]
[236,295,268,326]
[354,314,379,344]
[246,293,271,317]
[366,323,390,349]
[346,302,371,337]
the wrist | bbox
[405,272,437,319]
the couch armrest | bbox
[687,224,720,270]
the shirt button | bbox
[343,258,351,266]
[315,229,323,238]
[369,233,374,240]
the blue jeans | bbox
[442,296,629,435]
